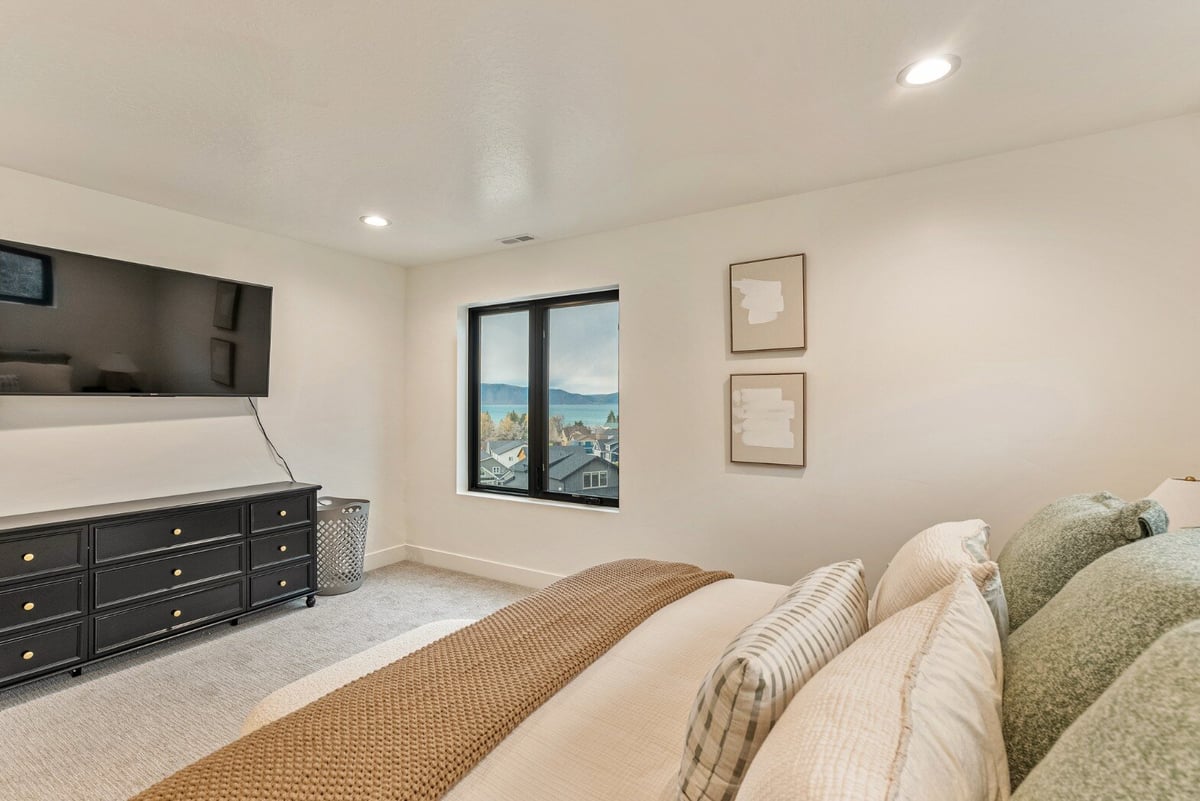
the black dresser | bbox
[0,481,320,691]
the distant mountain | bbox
[549,388,619,405]
[479,383,528,405]
[480,383,618,406]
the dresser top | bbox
[0,482,322,534]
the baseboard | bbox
[402,545,564,589]
[364,544,408,572]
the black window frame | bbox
[468,289,619,508]
[0,244,54,306]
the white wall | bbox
[0,167,408,565]
[404,114,1200,587]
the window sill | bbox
[458,489,619,513]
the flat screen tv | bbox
[0,238,272,396]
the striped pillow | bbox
[678,559,868,801]
[0,374,19,392]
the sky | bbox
[479,301,618,395]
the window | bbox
[469,289,619,507]
[582,471,609,489]
[0,245,53,306]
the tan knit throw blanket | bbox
[131,559,732,801]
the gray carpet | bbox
[0,562,530,801]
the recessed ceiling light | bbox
[897,55,961,87]
[360,215,391,227]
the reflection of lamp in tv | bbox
[98,352,140,393]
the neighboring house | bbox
[486,440,527,467]
[562,424,591,441]
[546,445,619,497]
[497,444,618,497]
[478,452,514,486]
[592,431,618,464]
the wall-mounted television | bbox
[0,238,272,396]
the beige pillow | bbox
[678,559,868,801]
[738,571,1009,801]
[870,519,1008,639]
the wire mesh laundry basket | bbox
[315,497,370,595]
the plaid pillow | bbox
[678,559,868,801]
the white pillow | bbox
[0,361,72,393]
[678,560,868,801]
[869,519,1008,639]
[737,572,1010,801]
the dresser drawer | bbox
[94,505,243,564]
[250,561,313,608]
[92,580,244,656]
[0,575,86,636]
[249,528,312,571]
[0,528,86,586]
[93,542,244,610]
[0,621,85,687]
[249,494,312,534]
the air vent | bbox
[498,234,536,245]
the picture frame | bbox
[729,253,805,352]
[210,338,235,387]
[213,281,241,330]
[730,372,806,466]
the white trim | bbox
[457,488,618,513]
[363,543,408,572]
[403,544,564,588]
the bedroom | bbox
[0,2,1197,800]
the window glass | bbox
[546,301,619,501]
[477,310,528,489]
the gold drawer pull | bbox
[172,569,183,577]
[278,580,287,588]
[22,553,35,562]
[278,545,288,553]
[278,510,288,518]
[172,528,183,536]
[22,651,34,661]
[22,602,35,611]
[172,609,182,618]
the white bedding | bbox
[245,577,786,801]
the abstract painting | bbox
[730,372,806,466]
[729,253,805,352]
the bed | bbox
[130,496,1199,801]
[244,578,786,801]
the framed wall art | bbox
[729,253,805,352]
[730,372,806,466]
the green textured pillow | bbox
[1003,529,1200,787]
[1012,619,1200,800]
[997,492,1167,630]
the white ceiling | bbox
[1,1,1197,266]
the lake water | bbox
[481,404,618,429]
